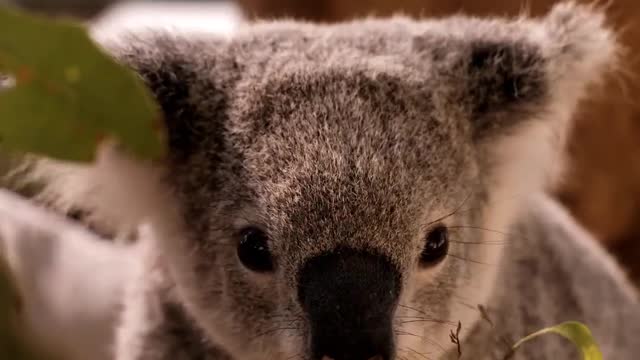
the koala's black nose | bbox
[298,247,401,360]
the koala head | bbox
[99,3,615,360]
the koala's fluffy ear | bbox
[427,2,617,141]
[415,2,617,229]
[107,34,232,162]
[22,35,236,235]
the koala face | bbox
[181,66,481,360]
[110,3,615,360]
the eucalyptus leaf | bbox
[510,321,603,360]
[0,6,165,162]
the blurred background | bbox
[3,0,640,283]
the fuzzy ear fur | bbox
[22,34,234,238]
[106,34,232,163]
[469,2,617,178]
[417,2,617,141]
[471,2,617,180]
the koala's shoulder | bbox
[468,195,640,359]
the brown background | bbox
[236,0,640,282]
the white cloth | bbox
[0,189,133,360]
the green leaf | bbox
[0,6,165,162]
[511,321,603,360]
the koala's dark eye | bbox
[237,227,274,273]
[420,225,449,266]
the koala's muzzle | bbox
[298,248,401,360]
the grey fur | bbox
[18,2,640,360]
[455,194,640,360]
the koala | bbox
[10,2,640,360]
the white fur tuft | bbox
[25,143,167,242]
